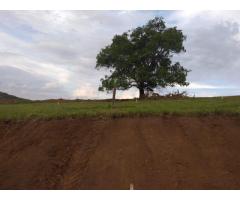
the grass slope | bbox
[0,96,240,120]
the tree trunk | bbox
[139,87,145,99]
[112,87,116,104]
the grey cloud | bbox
[0,11,158,99]
[0,66,69,100]
[173,13,240,89]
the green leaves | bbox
[96,17,189,98]
[98,71,130,92]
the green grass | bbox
[0,96,240,120]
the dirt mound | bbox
[0,116,240,189]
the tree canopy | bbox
[96,17,190,99]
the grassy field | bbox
[0,96,240,120]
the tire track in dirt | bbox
[70,118,138,189]
[131,118,156,189]
[66,118,158,189]
[174,116,240,189]
[61,119,109,189]
[0,119,86,189]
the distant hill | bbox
[0,91,28,103]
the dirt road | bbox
[0,116,240,189]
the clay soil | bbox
[0,116,240,189]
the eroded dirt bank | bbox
[0,116,240,189]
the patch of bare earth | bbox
[0,116,240,189]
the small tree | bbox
[98,70,129,102]
[96,17,190,99]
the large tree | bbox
[96,17,189,99]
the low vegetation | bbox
[0,96,240,120]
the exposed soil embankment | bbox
[0,116,240,189]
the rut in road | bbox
[62,118,156,189]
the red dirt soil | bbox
[0,116,240,189]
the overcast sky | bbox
[0,10,240,100]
